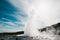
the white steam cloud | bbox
[9,0,60,37]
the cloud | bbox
[0,0,28,32]
[22,0,60,36]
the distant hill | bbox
[0,31,24,38]
[39,22,60,35]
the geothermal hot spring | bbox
[1,0,60,40]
